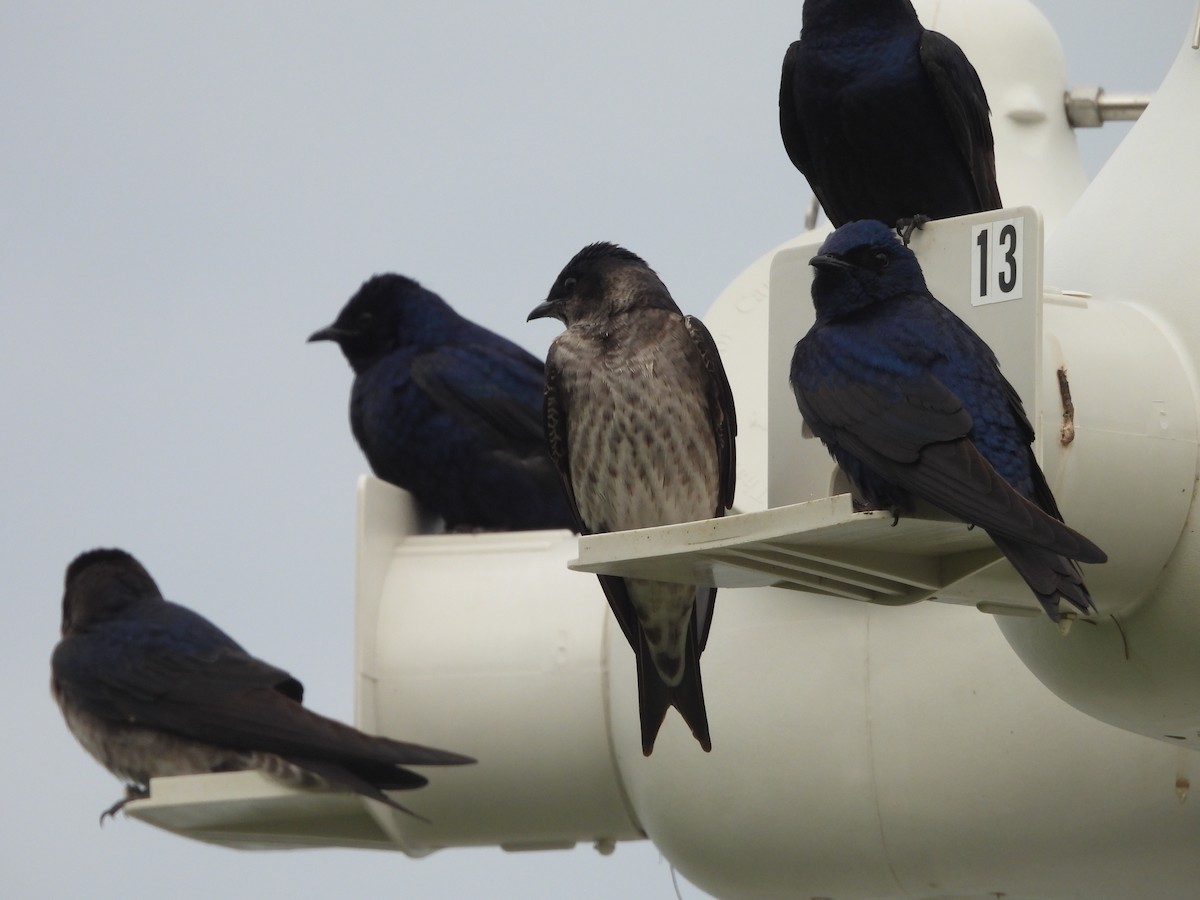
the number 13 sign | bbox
[971,217,1024,305]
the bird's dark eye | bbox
[561,276,578,292]
[845,246,890,272]
[358,311,375,327]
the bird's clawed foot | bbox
[447,524,488,535]
[99,785,149,826]
[850,497,903,526]
[895,215,930,246]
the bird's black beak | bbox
[307,324,348,344]
[526,298,560,323]
[809,253,854,271]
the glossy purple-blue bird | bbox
[789,221,1105,621]
[779,0,1002,232]
[529,243,737,754]
[310,274,577,532]
[51,548,474,822]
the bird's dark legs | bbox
[99,784,149,825]
[895,215,930,246]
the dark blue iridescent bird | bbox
[51,548,474,822]
[789,221,1105,621]
[310,274,576,532]
[779,0,1002,231]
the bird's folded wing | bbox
[593,574,716,659]
[919,30,1002,209]
[56,633,471,767]
[873,439,1106,562]
[411,344,548,455]
[55,632,293,734]
[693,585,717,653]
[541,360,586,531]
[144,679,474,768]
[993,371,1068,521]
[594,574,643,654]
[777,42,814,181]
[797,366,974,464]
[684,315,738,512]
[796,368,1104,562]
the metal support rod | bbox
[1065,86,1152,127]
[804,196,820,232]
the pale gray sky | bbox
[2,2,1195,897]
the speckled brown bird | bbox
[51,548,474,822]
[528,242,737,755]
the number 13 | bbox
[971,217,1024,306]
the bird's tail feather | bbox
[232,697,477,772]
[694,585,717,652]
[991,534,1097,621]
[637,621,712,756]
[282,756,429,821]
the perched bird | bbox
[528,243,737,754]
[309,274,577,532]
[779,0,1002,234]
[789,221,1105,621]
[51,548,474,822]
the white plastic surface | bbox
[126,770,395,851]
[606,598,1200,899]
[572,494,1002,605]
[347,479,1200,898]
[355,478,642,854]
[994,14,1200,750]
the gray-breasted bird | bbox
[310,274,577,532]
[789,220,1105,621]
[51,548,474,822]
[779,0,1001,232]
[528,243,737,754]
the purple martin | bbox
[51,548,474,822]
[779,0,1002,232]
[789,221,1106,620]
[528,243,737,754]
[310,274,577,532]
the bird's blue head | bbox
[801,0,919,31]
[807,220,929,321]
[308,274,459,374]
[61,548,162,635]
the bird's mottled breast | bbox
[551,311,720,531]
